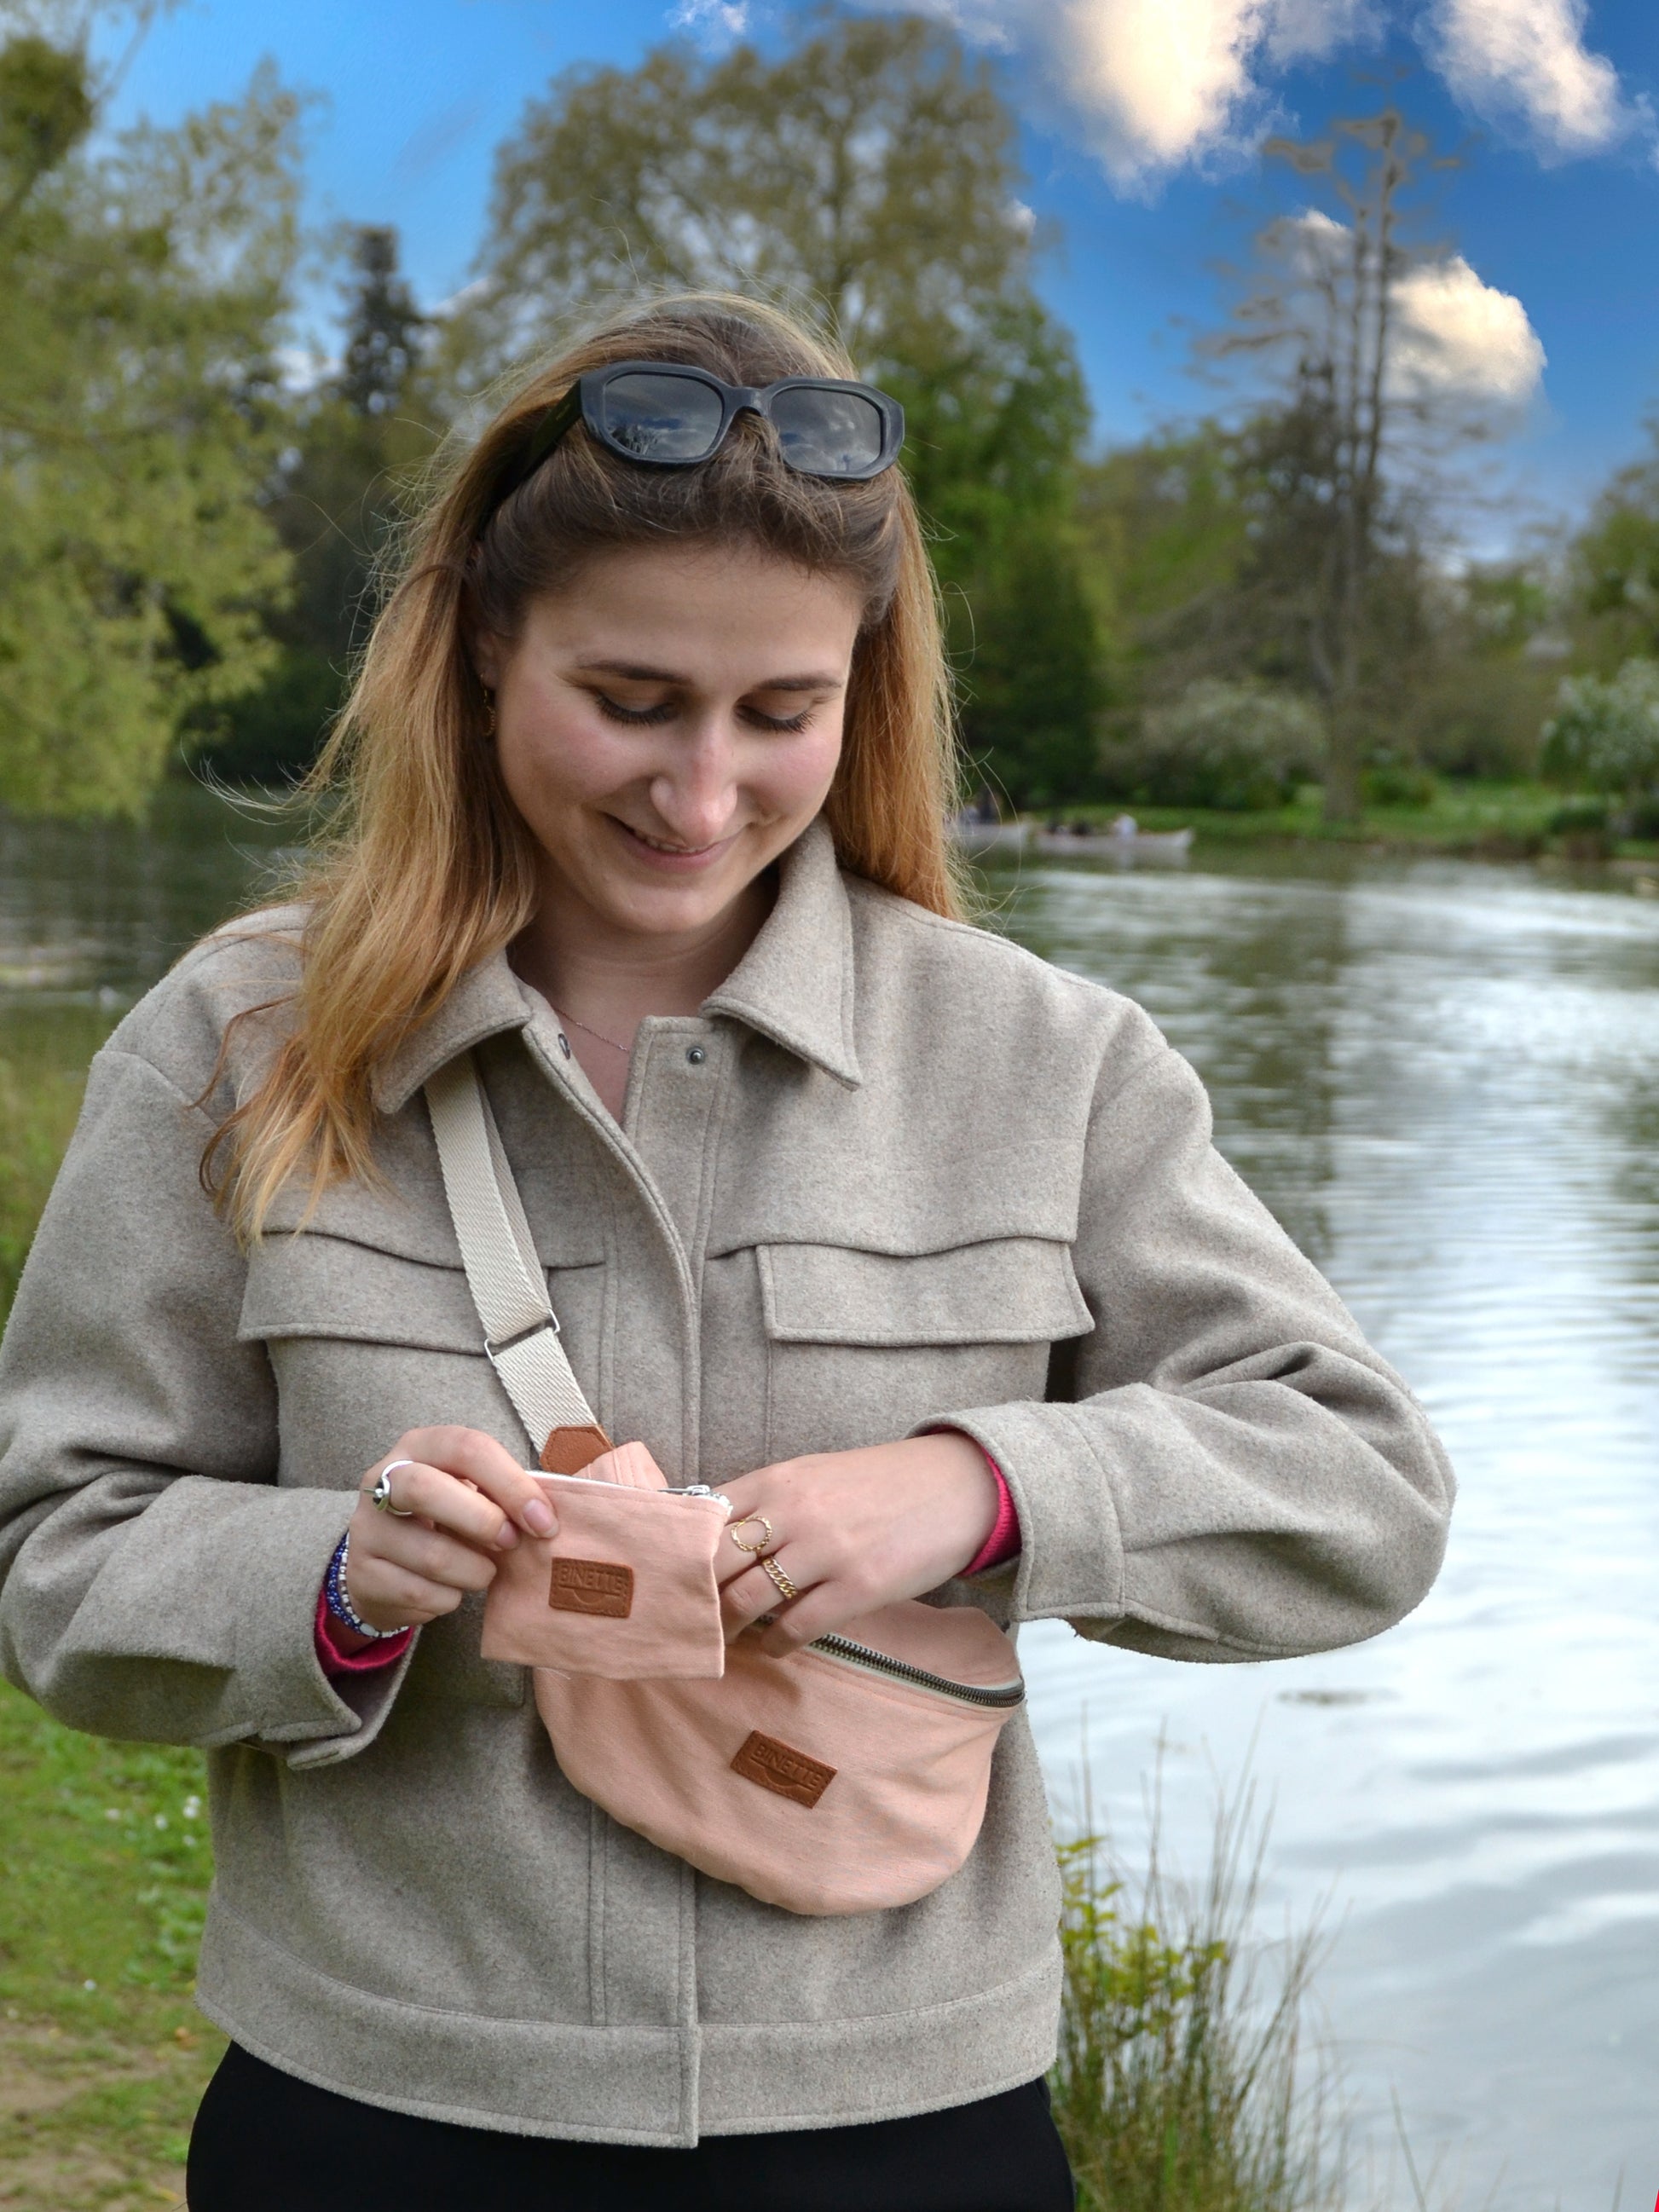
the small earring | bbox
[482,686,497,737]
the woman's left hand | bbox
[715,1432,1000,1654]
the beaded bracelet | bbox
[323,1530,411,1641]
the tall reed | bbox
[1051,1780,1345,2212]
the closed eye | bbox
[740,703,816,733]
[593,692,678,727]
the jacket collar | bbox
[373,816,861,1115]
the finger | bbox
[344,1557,470,1631]
[356,1520,500,1594]
[754,1586,848,1655]
[384,1428,556,1538]
[720,1551,815,1639]
[361,1460,519,1553]
[715,1510,781,1590]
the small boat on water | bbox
[949,817,1032,857]
[950,811,1194,863]
[1033,815,1194,863]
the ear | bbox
[469,631,505,691]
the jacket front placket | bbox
[512,1008,730,2139]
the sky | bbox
[99,0,1659,538]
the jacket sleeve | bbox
[0,1042,411,1759]
[936,1039,1454,1661]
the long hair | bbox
[209,292,963,1237]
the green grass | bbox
[0,1682,219,2210]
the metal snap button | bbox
[686,1046,707,1066]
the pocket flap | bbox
[757,1238,1090,1348]
[240,1232,487,1353]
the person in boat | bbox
[0,292,1453,2212]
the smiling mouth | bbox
[612,819,737,859]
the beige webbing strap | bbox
[423,1054,611,1470]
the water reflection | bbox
[1,803,1656,2204]
[995,852,1659,2211]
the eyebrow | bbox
[574,657,845,691]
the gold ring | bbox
[760,1556,801,1603]
[728,1515,773,1555]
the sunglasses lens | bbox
[599,373,725,461]
[770,388,888,476]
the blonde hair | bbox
[209,292,964,1237]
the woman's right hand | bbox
[339,1427,556,1639]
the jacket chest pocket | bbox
[239,1230,599,1712]
[756,1236,1090,1462]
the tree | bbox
[208,225,439,782]
[0,23,303,816]
[449,12,1101,806]
[1208,109,1477,821]
[1569,424,1659,670]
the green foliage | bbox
[1106,680,1324,812]
[0,32,303,816]
[460,13,1037,378]
[0,1009,112,1324]
[1361,758,1437,809]
[450,11,1100,810]
[1541,659,1659,797]
[1570,424,1659,668]
[209,223,442,782]
[1052,1816,1343,2212]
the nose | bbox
[647,715,742,847]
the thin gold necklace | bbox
[555,1006,633,1056]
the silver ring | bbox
[364,1459,419,1516]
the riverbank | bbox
[1006,781,1659,869]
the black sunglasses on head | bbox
[490,360,905,514]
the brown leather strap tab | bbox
[540,1423,614,1476]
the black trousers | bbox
[188,2042,1075,2212]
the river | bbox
[3,789,1657,2208]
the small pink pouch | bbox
[480,1441,730,1679]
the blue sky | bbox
[102,0,1659,535]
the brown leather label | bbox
[546,1557,634,1618]
[540,1424,614,1476]
[730,1730,836,1808]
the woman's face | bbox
[479,543,863,948]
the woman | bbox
[0,295,1452,2210]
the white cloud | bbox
[672,0,750,33]
[880,0,1644,189]
[1424,0,1635,159]
[1276,214,1546,407]
[1390,255,1547,406]
[911,0,1371,188]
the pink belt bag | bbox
[426,1054,1026,1916]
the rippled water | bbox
[3,798,1656,2204]
[1001,851,1659,2210]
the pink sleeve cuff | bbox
[315,1585,412,1676]
[962,1449,1022,1576]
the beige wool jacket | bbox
[0,820,1452,2145]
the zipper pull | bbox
[677,1482,731,1509]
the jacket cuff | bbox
[199,1486,414,1764]
[920,1401,1127,1627]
